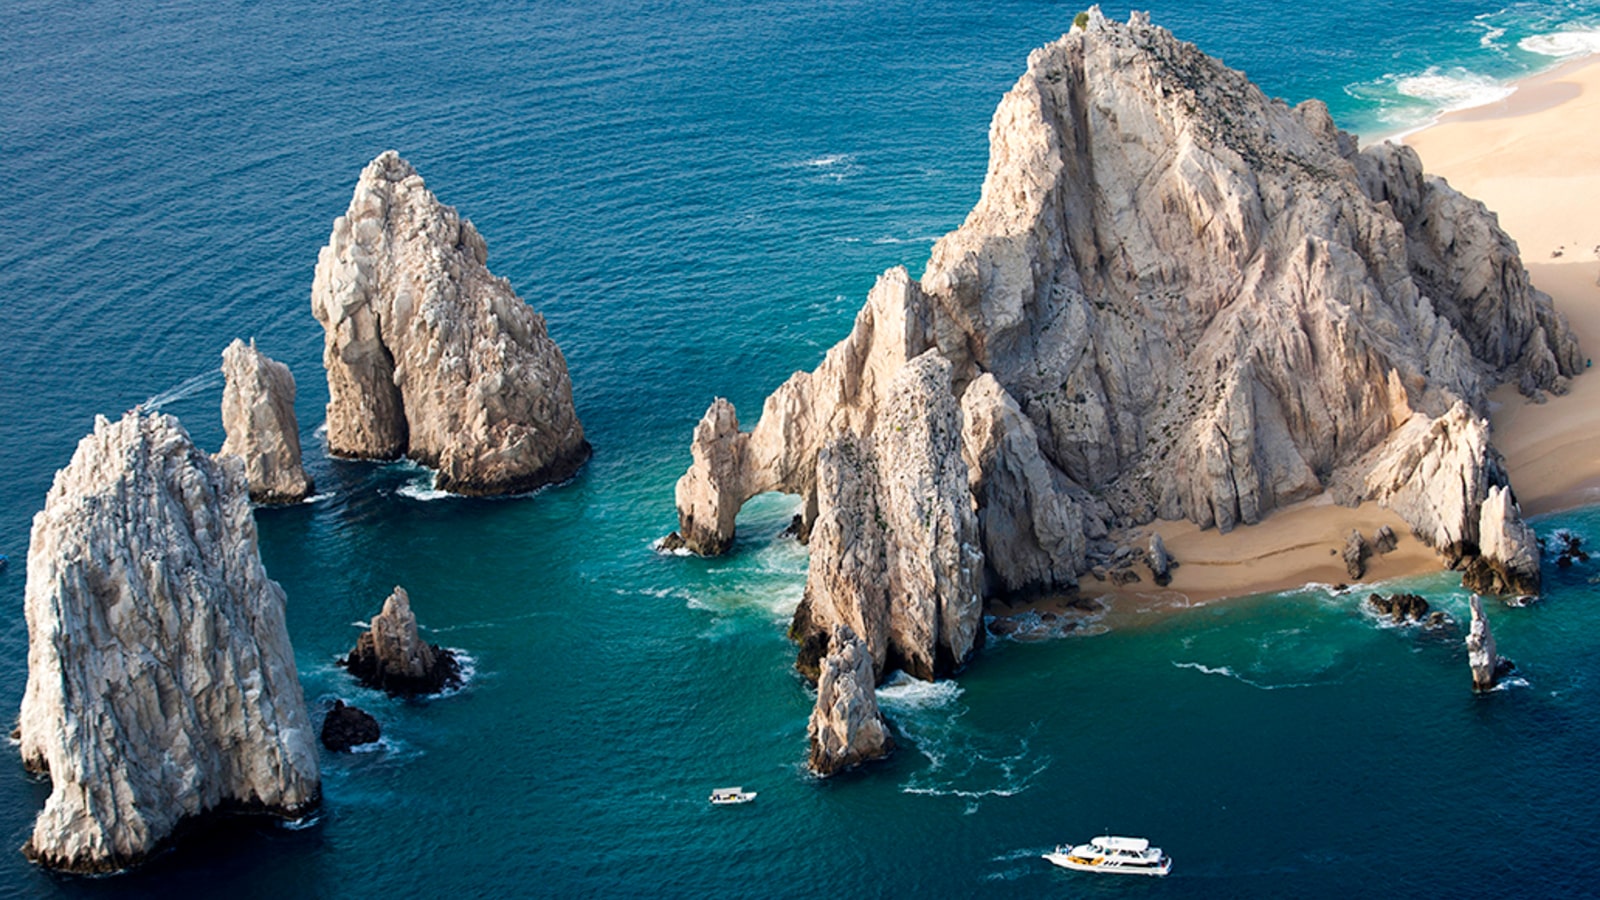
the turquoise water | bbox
[3,0,1600,896]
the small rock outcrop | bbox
[220,338,314,503]
[1373,525,1399,554]
[344,586,462,696]
[1552,530,1588,568]
[321,700,381,752]
[1343,530,1371,580]
[1463,486,1541,595]
[788,351,984,683]
[1466,594,1503,691]
[312,151,589,496]
[1147,533,1173,586]
[1366,592,1431,624]
[18,412,320,873]
[807,625,895,777]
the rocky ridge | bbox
[671,10,1571,665]
[311,151,589,496]
[220,338,314,503]
[17,412,319,873]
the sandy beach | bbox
[1048,56,1600,615]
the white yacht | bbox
[709,786,757,805]
[1043,835,1171,876]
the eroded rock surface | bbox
[1464,485,1542,596]
[312,151,589,495]
[220,338,314,503]
[806,625,895,777]
[344,586,462,696]
[1466,594,1503,691]
[789,351,983,683]
[18,412,319,873]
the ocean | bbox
[2,0,1598,896]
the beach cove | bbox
[2,1,1599,896]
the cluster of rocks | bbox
[1551,530,1589,568]
[1365,592,1448,629]
[15,150,583,871]
[1342,525,1399,579]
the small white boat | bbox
[1043,835,1171,876]
[709,786,757,805]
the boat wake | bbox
[140,367,223,412]
[888,682,1051,804]
[1171,660,1334,691]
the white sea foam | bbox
[800,153,853,168]
[1479,26,1507,48]
[1490,675,1531,692]
[876,671,963,711]
[1392,68,1515,112]
[649,536,695,557]
[303,492,336,504]
[397,478,451,501]
[278,812,323,831]
[436,648,478,697]
[1519,27,1600,58]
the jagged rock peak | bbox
[1466,594,1502,691]
[220,338,314,503]
[1465,485,1541,596]
[18,411,319,873]
[790,350,984,683]
[344,586,462,696]
[807,625,895,777]
[311,150,589,496]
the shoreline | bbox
[1008,54,1600,623]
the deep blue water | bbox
[2,0,1599,896]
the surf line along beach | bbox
[1012,51,1600,620]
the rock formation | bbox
[1366,592,1431,624]
[1373,525,1399,555]
[321,700,381,752]
[311,151,589,496]
[1147,533,1173,586]
[1463,485,1542,595]
[1343,530,1371,580]
[788,351,984,683]
[807,625,895,777]
[670,10,1572,623]
[17,412,320,873]
[220,338,314,503]
[344,586,461,696]
[1466,594,1503,691]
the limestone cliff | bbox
[344,586,461,696]
[807,625,895,777]
[671,9,1570,611]
[220,338,314,503]
[17,412,319,873]
[789,351,984,683]
[311,151,589,496]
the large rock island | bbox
[311,151,590,496]
[668,10,1575,726]
[17,412,320,873]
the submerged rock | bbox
[344,586,462,696]
[312,151,589,496]
[18,412,319,873]
[807,625,895,777]
[321,700,381,752]
[220,338,314,503]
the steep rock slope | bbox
[312,151,589,495]
[18,412,319,873]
